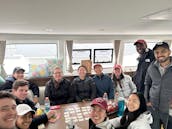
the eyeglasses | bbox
[0,105,16,112]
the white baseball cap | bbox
[16,104,35,116]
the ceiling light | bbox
[142,8,172,20]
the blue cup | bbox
[117,100,125,116]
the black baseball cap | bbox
[153,42,170,51]
[13,67,25,74]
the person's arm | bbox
[0,81,12,91]
[90,78,97,100]
[144,71,152,104]
[72,79,82,102]
[108,78,115,99]
[128,75,137,93]
[44,82,51,99]
[28,81,39,97]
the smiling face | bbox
[16,112,32,129]
[90,105,106,124]
[127,94,140,112]
[154,47,171,64]
[94,65,103,75]
[13,71,24,79]
[13,86,28,100]
[135,43,146,55]
[0,98,17,129]
[53,68,63,81]
[78,66,87,79]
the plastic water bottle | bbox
[67,119,75,129]
[103,92,108,102]
[44,97,50,113]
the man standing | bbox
[144,42,172,129]
[93,64,114,99]
[0,91,17,129]
[133,39,155,94]
[0,67,39,103]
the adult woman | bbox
[45,66,73,105]
[16,104,56,129]
[112,64,136,99]
[99,92,153,129]
[71,65,96,102]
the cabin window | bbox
[72,42,114,70]
[4,43,57,75]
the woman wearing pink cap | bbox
[112,64,137,100]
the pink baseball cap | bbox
[93,64,102,69]
[91,97,108,110]
[114,64,122,69]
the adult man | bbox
[144,42,172,129]
[0,67,39,103]
[0,91,17,129]
[133,39,155,94]
[93,64,114,99]
[12,79,36,111]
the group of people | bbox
[0,39,172,129]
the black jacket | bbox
[133,48,155,94]
[71,76,97,102]
[16,114,48,129]
[0,76,39,97]
[45,78,73,105]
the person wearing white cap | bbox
[16,104,56,129]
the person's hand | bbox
[47,110,56,120]
[33,96,39,104]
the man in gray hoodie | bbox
[144,42,172,129]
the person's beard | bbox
[157,56,170,63]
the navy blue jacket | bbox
[0,76,39,97]
[133,48,155,94]
[93,74,114,99]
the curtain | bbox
[0,40,7,78]
[114,40,121,64]
[66,40,73,73]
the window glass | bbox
[123,41,157,67]
[4,43,57,75]
[73,43,114,69]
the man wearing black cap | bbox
[133,39,155,94]
[144,42,172,129]
[0,67,39,103]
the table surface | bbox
[47,101,91,129]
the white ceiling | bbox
[0,0,172,38]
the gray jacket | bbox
[144,57,172,113]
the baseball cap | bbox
[93,64,102,69]
[134,39,147,45]
[91,97,108,110]
[114,64,122,69]
[13,67,25,74]
[16,104,35,116]
[153,42,170,51]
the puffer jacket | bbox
[97,111,152,129]
[71,76,97,102]
[115,74,137,99]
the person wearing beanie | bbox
[98,93,152,129]
[16,104,56,129]
[112,64,136,100]
[144,42,172,129]
[133,40,155,94]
